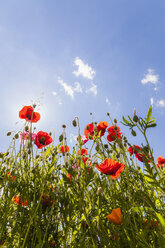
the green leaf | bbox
[146,105,152,123]
[155,212,165,232]
[122,116,131,126]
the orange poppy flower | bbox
[35,131,53,149]
[19,106,40,123]
[84,123,95,139]
[13,196,28,206]
[67,173,72,180]
[106,208,122,225]
[59,145,70,153]
[77,148,88,156]
[96,158,125,179]
[107,126,121,142]
[156,156,165,168]
[13,196,21,205]
[97,121,109,136]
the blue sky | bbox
[0,0,165,159]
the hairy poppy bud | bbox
[133,115,138,122]
[107,113,110,116]
[95,145,100,152]
[62,124,66,128]
[72,119,77,127]
[97,187,103,195]
[131,130,136,136]
[15,133,19,139]
[59,134,63,142]
[113,118,117,124]
[104,144,108,149]
[148,123,157,128]
[25,126,29,131]
[7,132,11,136]
[49,132,52,136]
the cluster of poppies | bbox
[84,121,121,142]
[19,106,53,149]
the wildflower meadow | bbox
[0,105,165,248]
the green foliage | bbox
[0,106,164,247]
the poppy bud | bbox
[15,133,19,139]
[107,113,110,116]
[131,130,136,136]
[62,124,66,128]
[95,145,100,152]
[59,134,63,142]
[25,126,29,131]
[72,119,77,127]
[97,187,103,195]
[90,112,92,115]
[7,132,11,136]
[113,118,117,124]
[104,144,108,149]
[133,115,138,122]
[148,123,157,128]
[49,132,52,136]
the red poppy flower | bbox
[156,156,165,168]
[67,173,72,181]
[19,106,40,123]
[77,148,88,156]
[84,123,95,139]
[96,158,125,179]
[128,145,141,155]
[97,121,109,136]
[59,145,70,153]
[35,131,53,149]
[42,193,53,209]
[13,196,28,206]
[107,126,121,142]
[6,172,16,181]
[128,145,152,163]
[145,219,158,229]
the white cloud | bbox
[58,77,74,99]
[52,91,62,104]
[57,78,83,100]
[74,82,83,93]
[150,97,154,105]
[141,69,159,85]
[86,82,98,96]
[105,97,110,105]
[73,57,96,80]
[156,99,165,108]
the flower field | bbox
[0,105,165,247]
